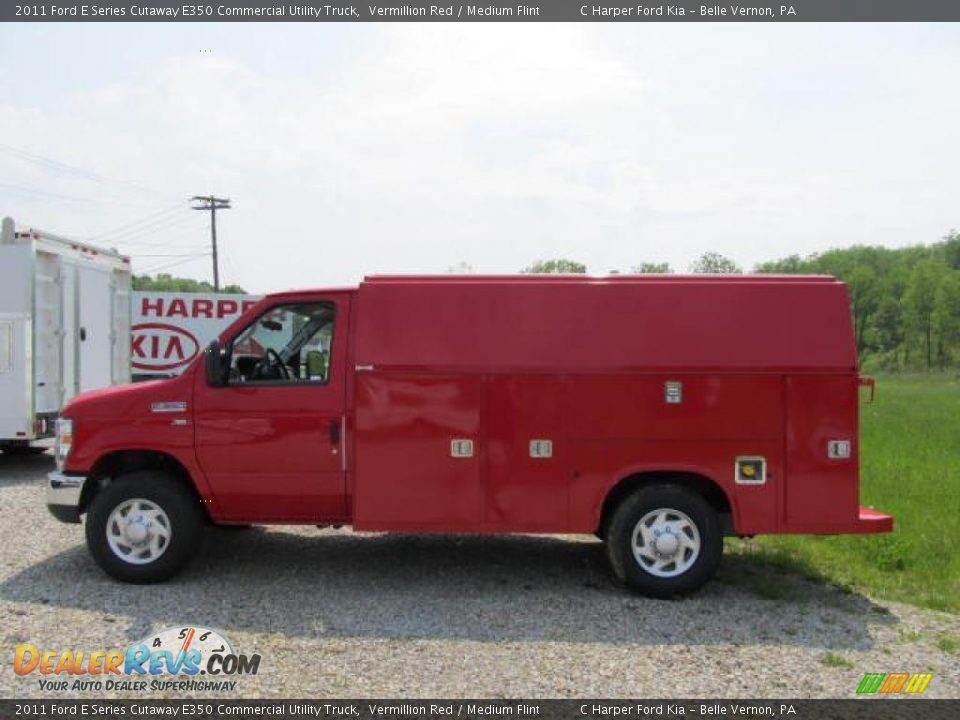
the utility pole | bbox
[191,195,231,290]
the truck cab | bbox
[47,276,893,595]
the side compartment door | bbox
[485,375,569,531]
[784,374,860,527]
[353,373,483,530]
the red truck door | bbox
[193,294,350,522]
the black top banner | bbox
[2,700,959,720]
[5,0,960,22]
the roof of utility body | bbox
[349,275,856,372]
[363,274,840,283]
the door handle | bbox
[329,420,341,445]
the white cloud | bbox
[1,23,958,290]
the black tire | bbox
[605,484,722,597]
[85,471,205,583]
[1,445,48,456]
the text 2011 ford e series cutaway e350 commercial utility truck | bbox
[46,275,893,595]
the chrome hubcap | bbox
[106,498,171,565]
[630,508,701,578]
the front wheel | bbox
[605,484,722,597]
[85,472,205,583]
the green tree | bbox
[755,254,810,274]
[447,261,475,274]
[133,273,246,294]
[903,260,943,369]
[933,271,960,368]
[847,265,880,356]
[754,235,960,369]
[943,230,960,270]
[870,293,905,368]
[689,252,742,274]
[522,259,587,274]
[632,262,673,274]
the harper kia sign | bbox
[131,292,261,376]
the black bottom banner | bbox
[2,700,958,720]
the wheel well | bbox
[80,450,208,519]
[597,471,733,538]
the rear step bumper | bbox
[853,506,894,533]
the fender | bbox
[591,461,739,534]
[59,370,225,520]
[82,444,222,520]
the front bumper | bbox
[46,471,86,524]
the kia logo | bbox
[131,323,200,371]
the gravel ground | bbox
[1,452,957,699]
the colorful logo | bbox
[14,625,260,692]
[856,672,932,695]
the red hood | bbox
[62,373,193,419]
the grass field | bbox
[730,374,960,613]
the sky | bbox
[1,22,958,292]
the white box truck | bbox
[0,217,131,455]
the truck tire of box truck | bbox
[605,484,722,597]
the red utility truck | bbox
[46,275,892,595]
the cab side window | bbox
[228,302,335,384]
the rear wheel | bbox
[605,484,721,597]
[85,472,204,583]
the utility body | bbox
[47,275,892,593]
[0,217,130,455]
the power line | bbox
[220,241,239,289]
[119,222,208,249]
[137,253,211,275]
[109,222,210,258]
[127,240,208,253]
[0,142,178,200]
[136,252,213,258]
[0,180,158,208]
[88,204,184,242]
[114,213,205,246]
[191,195,231,291]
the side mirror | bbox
[205,339,229,387]
[305,350,327,380]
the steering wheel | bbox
[263,348,293,380]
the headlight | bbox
[55,418,73,471]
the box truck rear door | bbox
[77,264,114,393]
[0,314,31,440]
